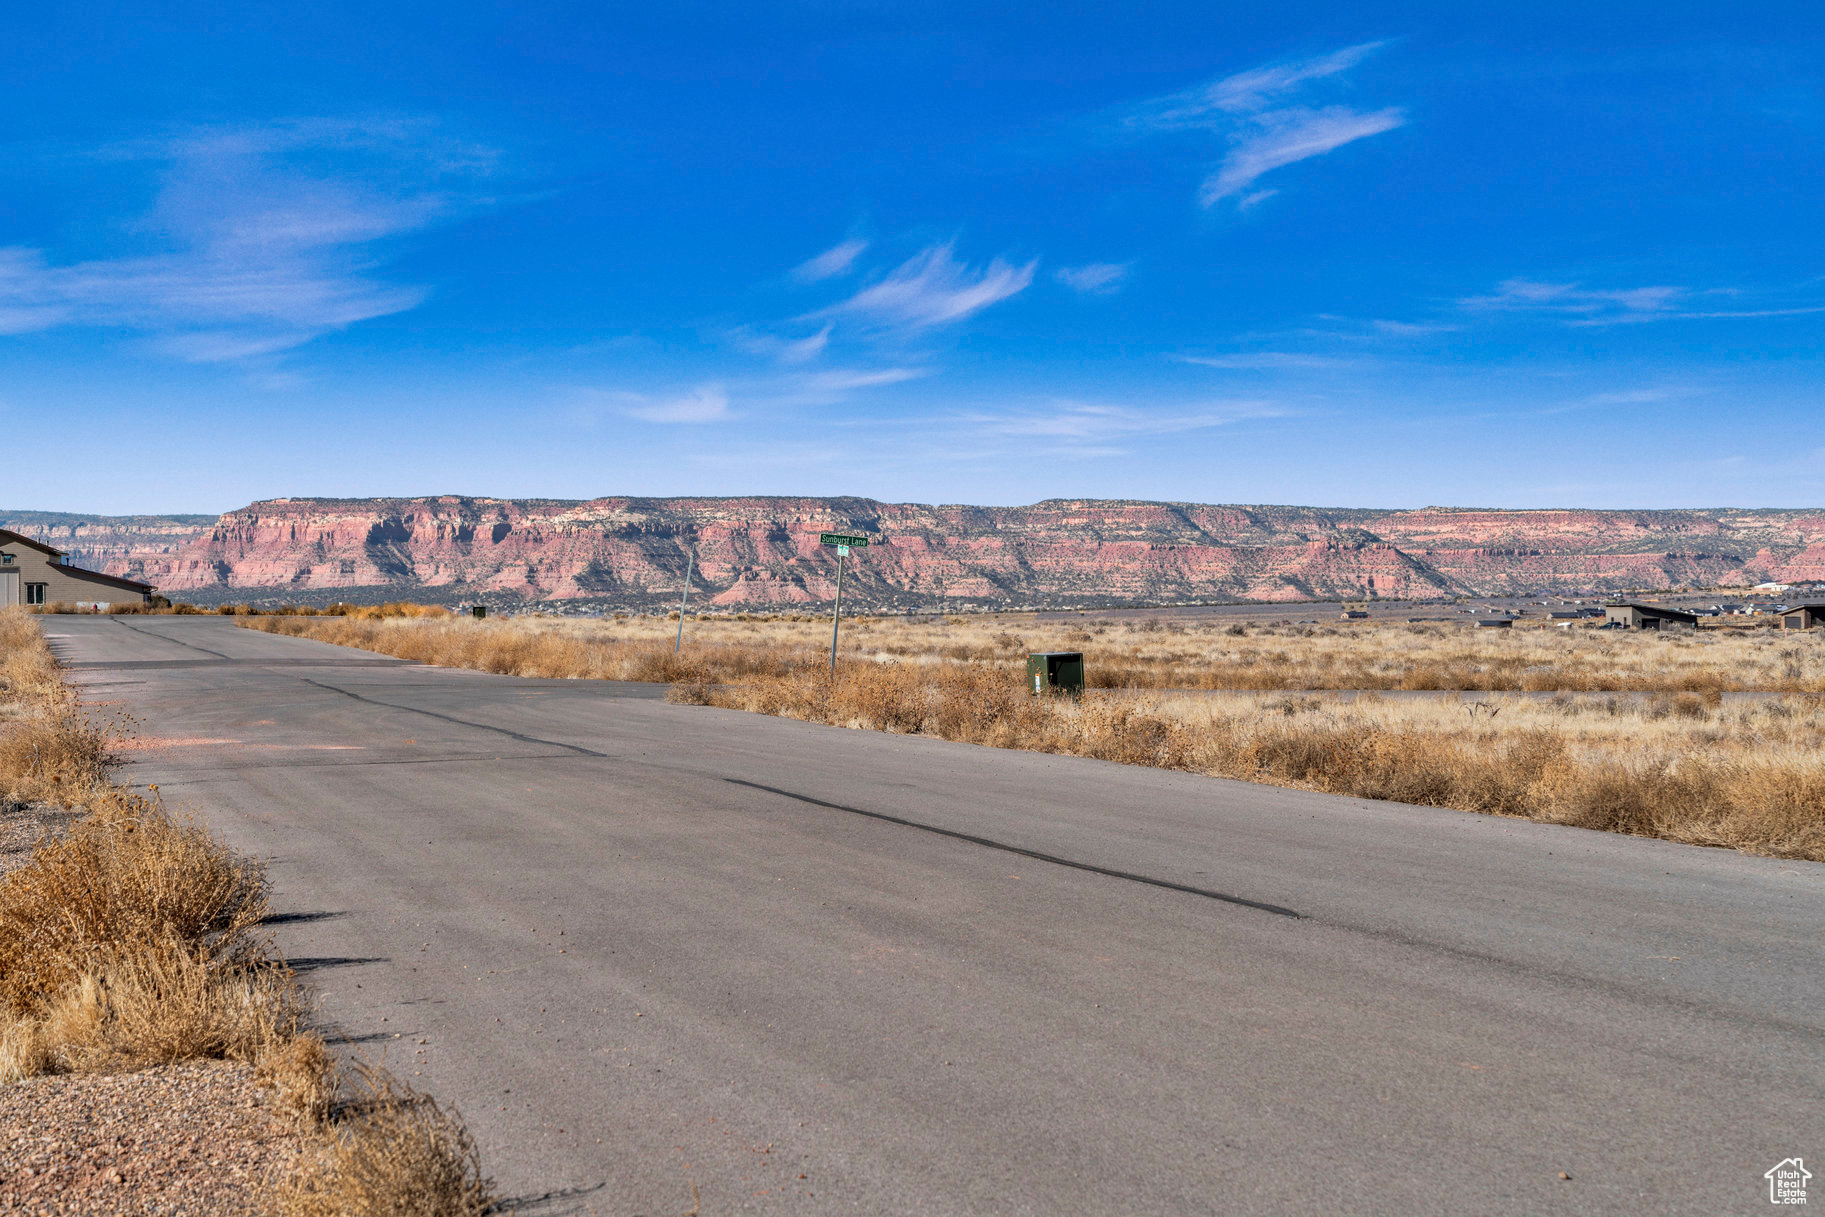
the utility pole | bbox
[674,551,693,653]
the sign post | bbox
[674,550,693,653]
[819,532,868,673]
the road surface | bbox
[49,615,1824,1215]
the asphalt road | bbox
[50,615,1824,1216]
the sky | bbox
[2,3,1822,514]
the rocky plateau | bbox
[6,497,1822,609]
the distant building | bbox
[1753,581,1792,593]
[1475,617,1515,629]
[0,529,155,608]
[1780,604,1825,630]
[1603,602,1699,630]
[1340,610,1369,620]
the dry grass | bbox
[0,606,495,1213]
[246,612,800,684]
[270,1059,495,1217]
[685,663,1825,859]
[0,943,306,1081]
[245,606,1825,693]
[236,606,1825,860]
[0,797,270,1015]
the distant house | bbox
[1603,602,1699,630]
[1780,604,1825,630]
[1339,610,1369,620]
[1474,617,1515,629]
[0,529,155,608]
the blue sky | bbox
[2,3,1822,513]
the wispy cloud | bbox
[731,323,834,364]
[755,365,932,407]
[1053,262,1130,294]
[1202,108,1405,206]
[1458,279,1825,327]
[793,239,869,282]
[779,325,832,363]
[1461,279,1684,324]
[1179,351,1359,370]
[824,243,1036,330]
[1124,41,1405,208]
[625,384,732,424]
[1586,386,1692,406]
[789,366,928,396]
[1368,318,1458,336]
[956,398,1286,445]
[0,118,491,364]
[578,364,927,424]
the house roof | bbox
[1781,604,1825,613]
[0,528,67,558]
[0,528,155,592]
[57,566,156,594]
[1603,602,1699,620]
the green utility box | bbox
[1027,651,1085,697]
[472,605,487,620]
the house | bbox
[0,529,155,609]
[1780,604,1825,630]
[1474,617,1515,629]
[1603,602,1699,630]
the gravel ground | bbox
[0,1061,307,1216]
[0,802,77,879]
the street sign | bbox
[818,533,868,673]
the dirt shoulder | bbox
[0,1061,304,1216]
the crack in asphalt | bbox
[725,777,1303,920]
[295,677,615,759]
[145,751,591,774]
[107,616,240,659]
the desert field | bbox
[240,610,1825,860]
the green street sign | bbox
[819,532,868,548]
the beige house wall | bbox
[0,538,151,607]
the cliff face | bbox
[9,498,1824,608]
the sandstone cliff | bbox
[6,498,1820,608]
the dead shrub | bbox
[1,940,303,1077]
[258,1031,339,1129]
[0,710,116,807]
[269,1059,496,1217]
[0,795,268,1015]
[667,680,715,705]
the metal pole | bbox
[828,547,846,674]
[674,551,693,653]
